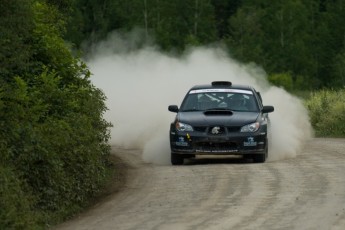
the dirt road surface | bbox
[55,138,345,230]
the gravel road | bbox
[55,138,345,230]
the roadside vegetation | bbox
[305,89,345,137]
[266,73,345,137]
[0,0,112,228]
[1,0,345,229]
[268,73,345,137]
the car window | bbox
[180,90,259,112]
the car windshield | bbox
[180,89,259,112]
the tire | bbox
[253,141,268,163]
[171,153,184,165]
[253,153,266,163]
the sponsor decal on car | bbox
[243,137,257,146]
[186,133,192,141]
[176,136,189,146]
[196,149,239,153]
[189,89,253,94]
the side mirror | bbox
[168,105,179,113]
[262,105,274,113]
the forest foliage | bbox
[1,0,345,229]
[1,0,111,228]
[65,0,345,90]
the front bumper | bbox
[170,130,267,155]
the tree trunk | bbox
[144,0,148,39]
[194,0,199,36]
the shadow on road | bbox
[184,156,254,165]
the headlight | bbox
[240,122,260,132]
[175,121,193,131]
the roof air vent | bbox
[211,81,232,86]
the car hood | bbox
[177,111,259,127]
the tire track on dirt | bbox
[55,138,345,230]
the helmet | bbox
[229,94,246,108]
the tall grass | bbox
[305,88,345,137]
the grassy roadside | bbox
[92,154,128,202]
[51,153,128,228]
[296,88,345,137]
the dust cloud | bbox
[87,33,313,164]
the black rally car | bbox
[168,81,274,165]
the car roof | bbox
[190,82,254,91]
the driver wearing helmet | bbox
[228,94,247,111]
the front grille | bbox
[195,141,238,151]
[194,126,207,132]
[193,126,240,133]
[227,126,241,132]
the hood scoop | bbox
[204,109,233,116]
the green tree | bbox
[211,0,242,39]
[0,0,112,227]
[333,47,345,86]
[0,0,34,80]
[65,0,218,52]
[317,0,345,87]
[227,0,318,89]
[65,0,125,47]
[227,4,265,62]
[154,0,217,51]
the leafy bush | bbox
[305,88,345,137]
[0,165,40,230]
[1,71,111,223]
[0,1,112,228]
[268,73,294,91]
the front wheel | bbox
[253,141,268,163]
[171,153,184,165]
[252,153,266,163]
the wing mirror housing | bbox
[262,105,274,113]
[168,105,179,113]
